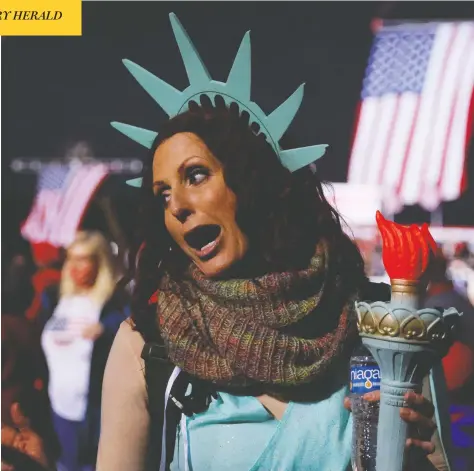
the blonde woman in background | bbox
[39,231,129,471]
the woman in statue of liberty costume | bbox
[97,13,450,471]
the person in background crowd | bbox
[2,251,49,424]
[423,250,474,471]
[2,253,59,471]
[423,251,474,395]
[2,388,60,471]
[39,231,128,471]
[447,242,474,301]
[26,242,63,322]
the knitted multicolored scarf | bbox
[156,243,359,391]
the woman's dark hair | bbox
[132,96,366,339]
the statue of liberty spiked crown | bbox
[112,12,328,187]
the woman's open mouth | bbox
[184,224,222,260]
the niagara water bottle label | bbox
[350,365,381,394]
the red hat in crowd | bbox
[31,242,61,267]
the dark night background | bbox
[2,1,474,250]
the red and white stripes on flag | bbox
[348,21,474,213]
[21,163,108,248]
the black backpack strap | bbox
[141,341,182,471]
[141,338,219,470]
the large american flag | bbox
[348,21,474,213]
[21,163,108,248]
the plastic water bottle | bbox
[350,344,381,471]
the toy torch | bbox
[356,212,460,471]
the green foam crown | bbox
[112,13,328,187]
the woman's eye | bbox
[187,167,209,185]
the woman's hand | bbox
[344,390,436,454]
[82,322,104,340]
[400,391,437,454]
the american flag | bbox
[21,163,108,248]
[348,21,474,213]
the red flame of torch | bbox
[375,211,438,281]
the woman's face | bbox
[152,132,248,278]
[67,244,98,288]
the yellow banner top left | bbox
[0,0,81,36]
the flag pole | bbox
[430,204,444,227]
